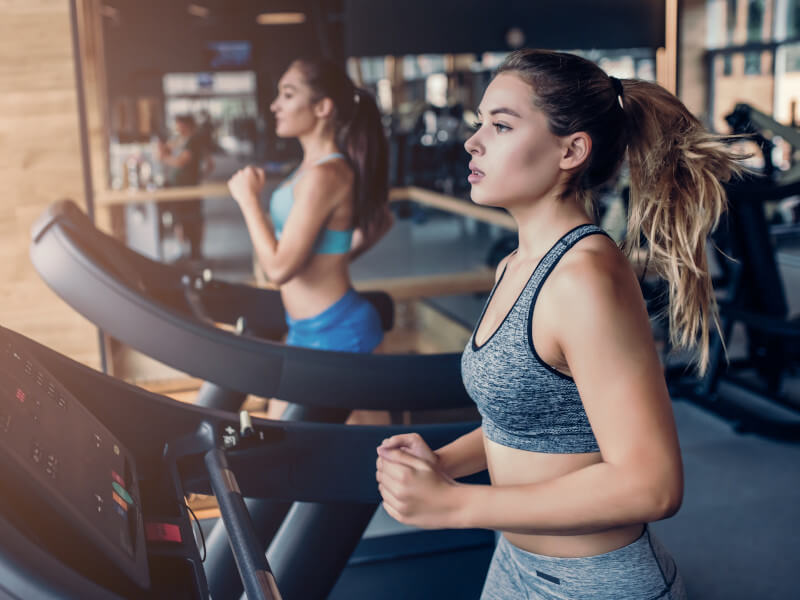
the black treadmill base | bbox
[330,543,493,600]
[198,519,495,599]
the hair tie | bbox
[609,76,624,108]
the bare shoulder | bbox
[291,160,354,214]
[547,234,642,314]
[300,158,353,193]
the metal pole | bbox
[68,0,107,373]
[205,448,282,600]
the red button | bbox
[145,522,182,543]
[111,470,124,486]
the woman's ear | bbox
[560,132,592,170]
[314,97,335,119]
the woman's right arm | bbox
[379,427,486,480]
[434,427,487,479]
[376,250,509,482]
[229,165,342,284]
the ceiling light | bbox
[256,12,306,25]
[188,4,210,18]
[100,5,119,18]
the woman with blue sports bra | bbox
[228,57,392,418]
[375,49,744,599]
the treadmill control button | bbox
[222,425,238,448]
[112,490,128,512]
[112,481,133,506]
[111,469,125,486]
[145,522,182,543]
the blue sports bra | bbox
[269,152,354,255]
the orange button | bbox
[112,491,128,512]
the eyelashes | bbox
[471,121,511,133]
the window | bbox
[727,0,738,43]
[723,53,734,75]
[744,51,761,74]
[790,0,800,38]
[747,0,765,42]
[784,43,800,72]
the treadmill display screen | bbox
[0,338,149,587]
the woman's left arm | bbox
[378,253,683,532]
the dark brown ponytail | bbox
[292,58,389,234]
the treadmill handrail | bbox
[205,448,281,600]
[30,200,473,410]
[3,325,480,504]
[169,417,480,503]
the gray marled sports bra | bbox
[461,224,609,454]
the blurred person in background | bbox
[227,57,393,423]
[157,113,214,261]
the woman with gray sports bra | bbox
[376,49,743,599]
[228,57,393,420]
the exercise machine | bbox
[0,324,483,599]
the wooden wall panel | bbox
[0,0,100,368]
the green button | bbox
[112,481,133,505]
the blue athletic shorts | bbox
[285,288,383,353]
[481,527,687,600]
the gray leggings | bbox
[481,527,687,600]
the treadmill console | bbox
[0,337,149,588]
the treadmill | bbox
[30,199,493,599]
[0,324,489,599]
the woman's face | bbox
[270,64,319,138]
[175,120,193,138]
[464,73,565,208]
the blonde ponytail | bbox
[620,80,743,373]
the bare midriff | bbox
[484,436,644,558]
[279,253,352,320]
